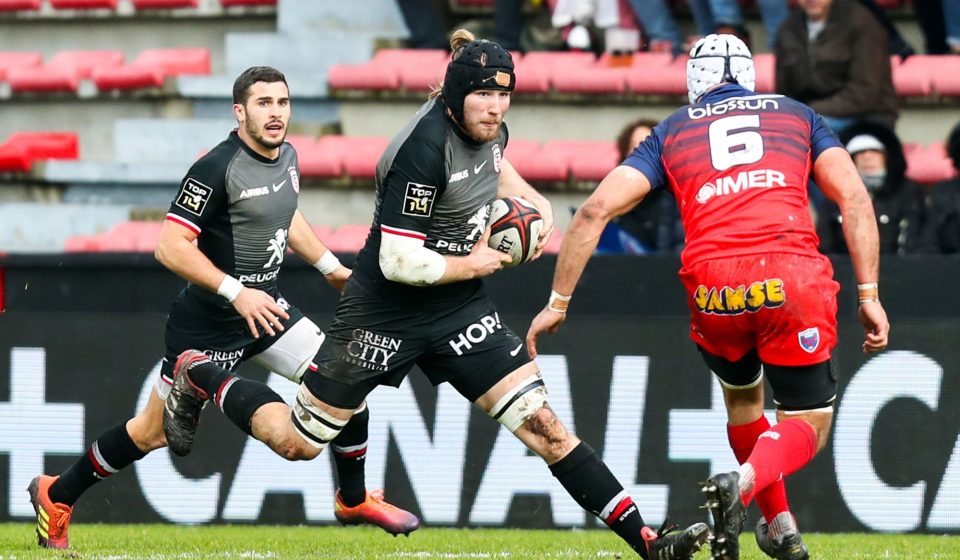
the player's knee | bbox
[275,435,322,461]
[487,373,549,432]
[521,406,577,461]
[288,384,347,457]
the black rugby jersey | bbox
[165,130,300,323]
[352,98,509,308]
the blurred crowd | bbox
[395,0,960,256]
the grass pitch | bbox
[0,523,957,559]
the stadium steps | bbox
[0,201,133,252]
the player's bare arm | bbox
[525,165,651,358]
[814,146,890,352]
[497,158,555,257]
[288,210,351,291]
[155,219,289,338]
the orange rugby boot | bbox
[27,475,72,549]
[334,489,421,536]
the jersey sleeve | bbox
[378,132,447,240]
[622,122,667,190]
[166,154,229,235]
[808,109,843,162]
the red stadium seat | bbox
[504,139,569,182]
[298,135,345,178]
[108,221,163,252]
[928,56,960,97]
[906,143,957,184]
[92,48,210,90]
[9,49,124,92]
[891,55,936,97]
[327,224,370,253]
[626,55,688,96]
[519,51,595,94]
[0,132,79,171]
[0,0,41,11]
[752,53,775,93]
[340,137,390,179]
[329,49,447,92]
[545,140,619,181]
[220,0,276,6]
[64,235,103,252]
[50,0,118,8]
[132,0,198,7]
[0,51,42,81]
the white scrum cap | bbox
[686,33,755,104]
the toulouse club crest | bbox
[798,327,820,353]
[288,166,300,193]
[492,144,502,173]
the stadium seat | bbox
[553,53,630,95]
[519,51,595,94]
[50,0,118,8]
[8,50,124,93]
[132,0,199,8]
[92,48,210,90]
[546,140,619,181]
[329,49,447,93]
[905,142,957,184]
[504,139,569,182]
[928,56,960,97]
[752,53,775,93]
[891,55,935,97]
[0,52,42,81]
[64,234,103,252]
[220,0,276,6]
[626,55,688,96]
[0,0,41,11]
[297,135,343,178]
[0,132,79,172]
[327,224,370,253]
[340,137,390,179]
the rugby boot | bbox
[163,349,212,457]
[334,489,421,536]
[702,471,747,560]
[755,517,809,560]
[27,475,72,549]
[641,519,711,560]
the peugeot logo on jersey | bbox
[265,228,288,268]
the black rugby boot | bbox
[755,517,809,560]
[701,471,746,560]
[163,350,211,457]
[642,520,711,560]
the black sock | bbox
[49,422,146,506]
[549,442,649,559]
[185,359,232,397]
[217,377,285,436]
[331,405,369,507]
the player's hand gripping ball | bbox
[487,196,544,267]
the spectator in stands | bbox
[396,0,450,49]
[607,117,684,253]
[551,0,621,50]
[775,0,898,134]
[855,0,917,57]
[817,121,918,254]
[905,121,960,253]
[945,0,960,54]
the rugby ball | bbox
[487,196,544,267]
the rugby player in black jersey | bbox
[165,38,709,560]
[28,66,419,550]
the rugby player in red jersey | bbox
[527,34,889,560]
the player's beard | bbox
[246,119,286,151]
[465,119,501,143]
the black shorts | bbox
[306,281,530,409]
[697,345,838,412]
[161,295,305,384]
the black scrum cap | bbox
[440,40,516,126]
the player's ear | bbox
[233,103,245,123]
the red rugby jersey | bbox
[623,83,841,267]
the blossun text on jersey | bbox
[687,96,780,120]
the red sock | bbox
[727,417,790,522]
[741,418,818,505]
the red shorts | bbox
[679,252,839,366]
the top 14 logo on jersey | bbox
[175,178,212,216]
